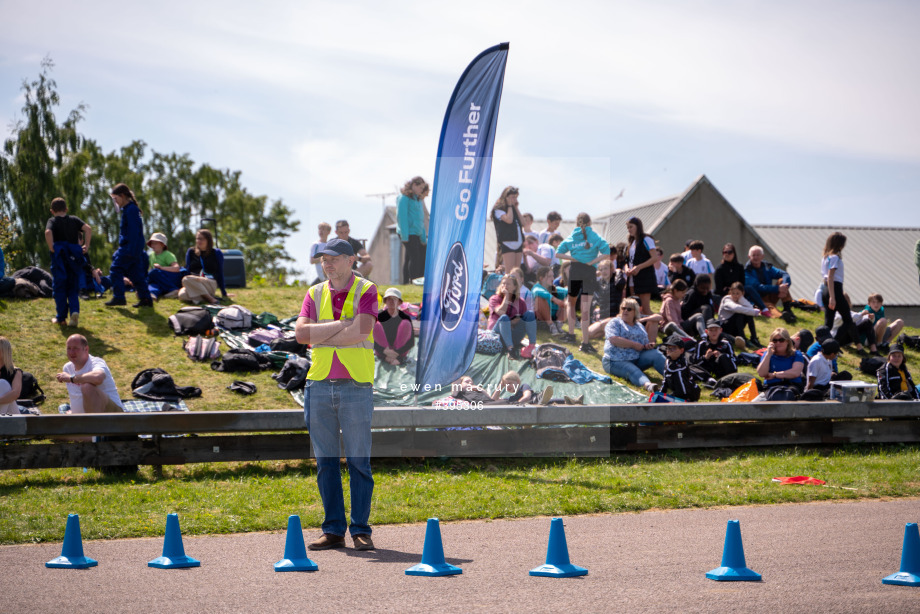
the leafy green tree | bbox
[0,57,86,268]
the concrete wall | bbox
[883,306,920,329]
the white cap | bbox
[383,287,402,301]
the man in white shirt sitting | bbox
[55,334,124,414]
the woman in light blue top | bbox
[555,212,610,354]
[602,297,665,392]
[396,176,429,283]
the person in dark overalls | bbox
[104,183,152,308]
[44,197,91,327]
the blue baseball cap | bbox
[317,238,354,257]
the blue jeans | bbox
[303,379,374,537]
[603,349,666,386]
[493,311,537,349]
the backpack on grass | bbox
[184,335,222,362]
[532,343,571,382]
[168,306,214,336]
[17,370,46,406]
[211,347,273,372]
[215,304,254,330]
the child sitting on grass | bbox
[864,293,904,348]
[660,333,702,402]
[877,344,920,401]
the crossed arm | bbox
[295,313,376,346]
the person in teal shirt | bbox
[531,265,568,336]
[555,212,609,354]
[396,176,429,283]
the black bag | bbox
[228,381,257,395]
[12,266,53,297]
[211,348,273,372]
[898,333,920,351]
[532,343,571,382]
[168,306,214,336]
[269,334,308,356]
[764,385,798,402]
[272,356,311,391]
[131,368,202,401]
[859,356,887,376]
[17,370,46,405]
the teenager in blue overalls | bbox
[44,197,92,326]
[104,183,152,308]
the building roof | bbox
[597,194,682,239]
[752,225,920,307]
[594,174,785,268]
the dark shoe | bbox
[507,347,521,361]
[308,533,346,551]
[746,338,763,349]
[104,298,127,307]
[560,332,577,343]
[353,534,375,551]
[133,298,154,308]
[780,310,797,324]
[579,343,597,354]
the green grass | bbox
[1,445,918,544]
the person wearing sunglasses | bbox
[714,243,744,297]
[756,327,807,400]
[602,297,665,393]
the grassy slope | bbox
[2,284,916,411]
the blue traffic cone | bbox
[148,513,200,569]
[706,519,761,581]
[274,515,318,572]
[529,517,588,577]
[46,514,98,569]
[405,518,462,576]
[882,522,920,586]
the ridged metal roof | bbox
[752,225,920,307]
[594,195,682,244]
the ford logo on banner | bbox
[440,242,468,332]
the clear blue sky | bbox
[2,0,918,275]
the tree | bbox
[0,57,86,269]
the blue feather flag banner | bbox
[415,43,509,392]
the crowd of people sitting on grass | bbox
[1,182,919,416]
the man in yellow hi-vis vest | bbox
[295,238,379,551]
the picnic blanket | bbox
[290,345,645,408]
[59,400,190,413]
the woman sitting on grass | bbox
[602,297,665,393]
[179,229,228,305]
[487,274,536,360]
[756,327,806,401]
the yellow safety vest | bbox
[306,277,376,383]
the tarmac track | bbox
[2,497,919,614]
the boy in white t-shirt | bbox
[684,240,715,276]
[803,339,839,400]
